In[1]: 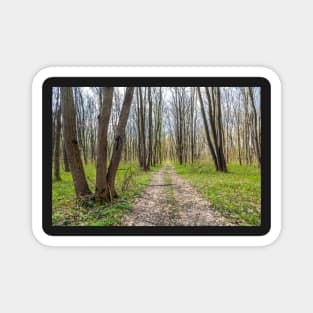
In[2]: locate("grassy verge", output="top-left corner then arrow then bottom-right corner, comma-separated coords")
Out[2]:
52,163 -> 160,226
174,162 -> 261,226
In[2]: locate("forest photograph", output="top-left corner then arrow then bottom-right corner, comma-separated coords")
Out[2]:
52,86 -> 261,227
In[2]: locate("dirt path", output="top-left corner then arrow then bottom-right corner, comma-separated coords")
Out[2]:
121,165 -> 233,226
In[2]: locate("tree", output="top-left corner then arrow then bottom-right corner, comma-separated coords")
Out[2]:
147,87 -> 153,167
171,88 -> 187,164
136,87 -> 149,170
196,87 -> 227,172
247,87 -> 261,167
53,88 -> 61,180
61,87 -> 91,197
189,87 -> 197,163
215,87 -> 227,172
74,88 -> 88,164
106,87 -> 135,199
233,89 -> 242,165
153,87 -> 163,165
95,87 -> 114,201
197,87 -> 219,170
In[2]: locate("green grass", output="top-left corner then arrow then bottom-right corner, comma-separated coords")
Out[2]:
174,162 -> 261,226
52,163 -> 160,226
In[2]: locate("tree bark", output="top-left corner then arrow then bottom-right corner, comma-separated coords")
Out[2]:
197,87 -> 219,170
147,87 -> 153,167
138,88 -> 148,170
63,141 -> 70,172
95,87 -> 114,201
216,88 -> 227,172
61,87 -> 91,197
248,87 -> 261,167
106,87 -> 135,199
54,90 -> 61,181
135,92 -> 143,167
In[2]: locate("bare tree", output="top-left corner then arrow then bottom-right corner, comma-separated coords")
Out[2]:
53,88 -> 61,180
136,87 -> 149,170
248,87 -> 261,167
61,87 -> 91,197
147,87 -> 153,167
95,87 -> 114,202
197,87 -> 219,170
153,87 -> 163,165
106,87 -> 135,199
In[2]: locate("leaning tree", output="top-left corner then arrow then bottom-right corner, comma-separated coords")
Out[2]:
61,87 -> 91,197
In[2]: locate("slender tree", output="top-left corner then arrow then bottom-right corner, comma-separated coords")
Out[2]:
147,87 -> 153,167
95,87 -> 114,202
54,88 -> 61,180
215,87 -> 227,172
137,87 -> 148,170
197,87 -> 219,170
61,87 -> 91,197
106,87 -> 135,199
248,87 -> 261,167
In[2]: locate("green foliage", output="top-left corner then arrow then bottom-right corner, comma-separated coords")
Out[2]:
53,161 -> 260,226
52,163 -> 160,226
174,162 -> 261,226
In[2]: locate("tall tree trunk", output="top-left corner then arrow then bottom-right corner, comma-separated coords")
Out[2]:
106,87 -> 135,199
54,88 -> 61,180
61,87 -> 91,197
248,87 -> 261,167
54,99 -> 62,181
95,87 -> 114,201
216,88 -> 227,172
138,88 -> 148,170
205,87 -> 219,157
197,87 -> 219,170
237,119 -> 242,165
147,87 -> 153,167
190,88 -> 195,163
135,92 -> 143,167
235,98 -> 242,165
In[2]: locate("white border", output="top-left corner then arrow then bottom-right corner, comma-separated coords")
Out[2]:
32,67 -> 281,247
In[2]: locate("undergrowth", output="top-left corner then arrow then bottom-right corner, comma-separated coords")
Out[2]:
52,163 -> 160,226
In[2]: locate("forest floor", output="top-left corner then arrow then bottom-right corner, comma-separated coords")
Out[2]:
121,165 -> 233,226
174,162 -> 261,225
53,162 -> 260,226
52,163 -> 160,226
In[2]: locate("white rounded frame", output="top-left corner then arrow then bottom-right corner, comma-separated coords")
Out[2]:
32,67 -> 281,247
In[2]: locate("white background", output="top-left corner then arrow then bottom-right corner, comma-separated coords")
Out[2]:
0,0 -> 312,312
